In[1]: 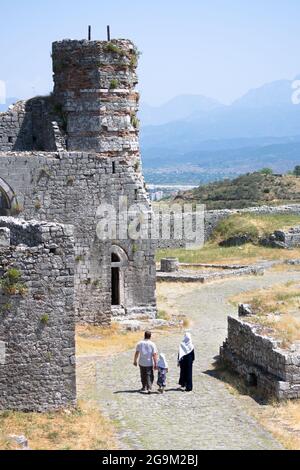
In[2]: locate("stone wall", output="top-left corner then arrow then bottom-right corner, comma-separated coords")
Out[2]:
220,315 -> 300,400
0,37 -> 157,325
0,217 -> 76,411
260,226 -> 300,249
52,39 -> 139,155
0,98 -> 66,153
205,204 -> 300,241
156,204 -> 300,249
0,151 -> 156,324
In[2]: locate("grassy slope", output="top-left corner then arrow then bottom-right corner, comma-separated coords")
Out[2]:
230,280 -> 300,347
174,172 -> 300,209
157,213 -> 300,265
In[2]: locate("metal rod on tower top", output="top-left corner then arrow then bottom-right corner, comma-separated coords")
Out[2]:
88,25 -> 91,41
107,25 -> 111,41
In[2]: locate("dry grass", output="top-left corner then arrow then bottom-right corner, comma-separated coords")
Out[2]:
212,213 -> 300,243
76,323 -> 142,356
0,400 -> 119,450
229,281 -> 300,347
269,263 -> 300,273
157,243 -> 300,266
214,363 -> 300,449
157,212 -> 300,266
256,400 -> 300,450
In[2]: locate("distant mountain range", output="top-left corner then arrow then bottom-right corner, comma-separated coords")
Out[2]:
0,97 -> 18,113
139,78 -> 300,183
3,79 -> 300,186
139,94 -> 222,126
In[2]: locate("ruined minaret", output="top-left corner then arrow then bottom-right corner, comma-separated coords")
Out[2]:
51,39 -> 140,161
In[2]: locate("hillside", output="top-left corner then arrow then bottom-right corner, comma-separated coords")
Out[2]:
173,172 -> 300,209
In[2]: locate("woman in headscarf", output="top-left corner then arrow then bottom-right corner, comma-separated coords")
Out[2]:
178,332 -> 195,392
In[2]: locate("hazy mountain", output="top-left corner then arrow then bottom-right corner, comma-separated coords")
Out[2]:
140,78 -> 300,176
0,97 -> 18,112
232,79 -> 295,108
139,94 -> 223,126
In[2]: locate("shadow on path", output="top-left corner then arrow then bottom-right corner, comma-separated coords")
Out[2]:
203,369 -> 268,405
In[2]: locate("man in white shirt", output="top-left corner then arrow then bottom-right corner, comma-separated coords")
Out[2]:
134,331 -> 158,394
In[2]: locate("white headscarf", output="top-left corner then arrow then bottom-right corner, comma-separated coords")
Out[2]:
178,332 -> 194,361
157,353 -> 168,369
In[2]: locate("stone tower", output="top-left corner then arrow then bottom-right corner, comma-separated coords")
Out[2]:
52,39 -> 140,158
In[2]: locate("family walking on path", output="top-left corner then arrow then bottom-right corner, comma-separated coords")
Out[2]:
133,330 -> 195,394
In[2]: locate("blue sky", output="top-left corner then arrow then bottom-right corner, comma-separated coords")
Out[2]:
1,0 -> 300,105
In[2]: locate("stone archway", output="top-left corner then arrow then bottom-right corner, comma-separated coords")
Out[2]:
111,245 -> 128,307
0,178 -> 17,216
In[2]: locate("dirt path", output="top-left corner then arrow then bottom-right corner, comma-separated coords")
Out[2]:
79,271 -> 300,450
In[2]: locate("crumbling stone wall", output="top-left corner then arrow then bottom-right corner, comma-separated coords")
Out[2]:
205,204 -> 300,241
52,39 -> 139,155
0,98 -> 66,153
220,315 -> 300,400
260,226 -> 300,249
0,151 -> 156,323
0,37 -> 157,324
156,204 -> 300,249
0,217 -> 76,411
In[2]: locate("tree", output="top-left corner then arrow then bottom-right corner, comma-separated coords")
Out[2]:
293,166 -> 300,176
259,168 -> 273,175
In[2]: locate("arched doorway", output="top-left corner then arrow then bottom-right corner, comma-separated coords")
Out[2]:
111,252 -> 120,305
111,245 -> 128,307
0,178 -> 16,216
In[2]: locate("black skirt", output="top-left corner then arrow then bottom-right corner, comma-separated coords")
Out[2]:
179,350 -> 195,391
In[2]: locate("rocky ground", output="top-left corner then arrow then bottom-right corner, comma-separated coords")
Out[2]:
77,270 -> 300,450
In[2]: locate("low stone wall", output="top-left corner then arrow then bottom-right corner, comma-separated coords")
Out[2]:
0,217 -> 76,411
156,204 -> 300,249
157,263 -> 264,283
220,315 -> 300,400
260,226 -> 300,249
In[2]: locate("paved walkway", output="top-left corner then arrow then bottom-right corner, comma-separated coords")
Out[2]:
83,272 -> 300,450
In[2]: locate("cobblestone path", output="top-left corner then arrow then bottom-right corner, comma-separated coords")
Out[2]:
82,272 -> 300,450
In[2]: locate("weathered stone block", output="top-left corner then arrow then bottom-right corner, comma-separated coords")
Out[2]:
0,227 -> 10,247
220,313 -> 300,400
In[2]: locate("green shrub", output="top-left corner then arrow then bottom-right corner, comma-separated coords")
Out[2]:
40,314 -> 49,325
131,114 -> 140,129
0,268 -> 27,296
259,168 -> 273,175
6,268 -> 21,283
157,310 -> 170,320
35,200 -> 41,210
213,214 -> 259,242
109,79 -> 119,90
104,43 -> 125,56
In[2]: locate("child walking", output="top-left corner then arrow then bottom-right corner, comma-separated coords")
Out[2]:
157,353 -> 168,393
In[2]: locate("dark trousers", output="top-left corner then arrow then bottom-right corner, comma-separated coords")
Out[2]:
139,366 -> 154,390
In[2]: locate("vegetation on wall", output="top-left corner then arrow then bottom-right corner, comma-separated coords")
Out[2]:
0,268 -> 27,297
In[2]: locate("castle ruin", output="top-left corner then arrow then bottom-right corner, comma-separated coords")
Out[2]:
0,37 -> 157,411
0,38 -> 157,325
